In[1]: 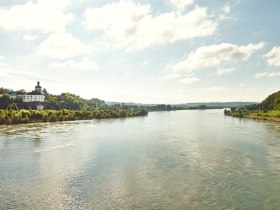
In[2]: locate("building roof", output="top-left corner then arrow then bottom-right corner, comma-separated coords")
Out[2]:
26,91 -> 44,95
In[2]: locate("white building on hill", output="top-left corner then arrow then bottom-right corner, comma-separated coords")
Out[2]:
17,81 -> 45,103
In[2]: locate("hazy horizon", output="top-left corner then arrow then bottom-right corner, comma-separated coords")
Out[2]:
0,0 -> 279,103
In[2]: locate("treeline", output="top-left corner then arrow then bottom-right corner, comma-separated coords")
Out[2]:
111,104 -> 227,112
224,108 -> 248,118
45,92 -> 106,110
224,90 -> 280,121
224,108 -> 280,120
145,104 -> 231,111
260,90 -> 280,111
0,91 -> 106,110
224,90 -> 280,114
0,109 -> 148,125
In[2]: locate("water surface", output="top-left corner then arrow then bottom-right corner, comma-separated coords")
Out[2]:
1,110 -> 280,209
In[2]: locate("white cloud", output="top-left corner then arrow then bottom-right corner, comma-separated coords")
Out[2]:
141,60 -> 149,66
83,1 -> 217,50
0,62 -> 11,72
22,34 -> 38,41
49,58 -> 97,70
216,67 -> 235,76
178,77 -> 200,85
171,42 -> 264,72
217,3 -> 234,22
0,62 -> 63,83
170,0 -> 194,10
201,86 -> 229,91
0,0 -> 74,33
255,72 -> 280,78
264,46 -> 280,67
160,73 -> 181,80
37,33 -> 90,59
223,5 -> 230,14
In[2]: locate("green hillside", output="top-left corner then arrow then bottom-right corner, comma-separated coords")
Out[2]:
0,91 -> 106,110
260,90 -> 280,111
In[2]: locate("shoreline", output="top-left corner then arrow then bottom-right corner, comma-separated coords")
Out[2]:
226,113 -> 280,123
243,115 -> 280,122
0,115 -> 148,127
0,109 -> 148,126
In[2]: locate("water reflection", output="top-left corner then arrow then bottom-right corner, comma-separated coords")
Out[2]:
1,110 -> 280,209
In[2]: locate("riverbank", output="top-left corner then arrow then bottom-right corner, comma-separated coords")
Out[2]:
0,109 -> 148,125
225,110 -> 280,123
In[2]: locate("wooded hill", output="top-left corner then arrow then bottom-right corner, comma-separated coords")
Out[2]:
260,90 -> 280,111
0,90 -> 106,110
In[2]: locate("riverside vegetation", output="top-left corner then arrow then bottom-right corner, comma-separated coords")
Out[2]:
0,108 -> 148,125
0,89 -> 148,125
225,90 -> 280,122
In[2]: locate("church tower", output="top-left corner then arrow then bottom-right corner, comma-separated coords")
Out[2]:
35,81 -> 42,94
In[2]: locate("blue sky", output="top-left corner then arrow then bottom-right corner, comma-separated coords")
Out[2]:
0,0 -> 279,103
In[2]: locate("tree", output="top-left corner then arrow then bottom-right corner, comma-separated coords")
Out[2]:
0,94 -> 11,109
42,88 -> 48,95
9,103 -> 19,111
230,107 -> 236,112
48,113 -> 58,122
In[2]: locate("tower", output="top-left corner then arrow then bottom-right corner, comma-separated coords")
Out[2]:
35,81 -> 42,94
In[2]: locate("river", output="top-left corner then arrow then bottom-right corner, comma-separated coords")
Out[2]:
1,110 -> 280,209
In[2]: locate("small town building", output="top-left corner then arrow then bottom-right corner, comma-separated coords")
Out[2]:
17,81 -> 45,103
10,92 -> 17,99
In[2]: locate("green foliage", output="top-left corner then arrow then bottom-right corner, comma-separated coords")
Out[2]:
254,110 -> 280,118
224,109 -> 230,115
0,94 -> 11,109
226,90 -> 280,120
58,115 -> 65,121
0,87 -> 149,125
0,87 -> 12,94
230,107 -> 236,112
12,112 -> 22,124
9,103 -> 18,111
0,89 -> 106,111
260,90 -> 280,111
0,110 -> 6,124
30,111 -> 42,120
44,93 -> 106,110
42,114 -> 48,122
21,115 -> 29,123
48,113 -> 58,122
0,108 -> 148,125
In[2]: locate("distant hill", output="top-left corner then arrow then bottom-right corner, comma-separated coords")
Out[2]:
106,101 -> 257,109
176,102 -> 257,108
0,88 -> 106,110
260,90 -> 280,110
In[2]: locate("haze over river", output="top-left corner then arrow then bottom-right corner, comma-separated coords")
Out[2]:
1,110 -> 280,209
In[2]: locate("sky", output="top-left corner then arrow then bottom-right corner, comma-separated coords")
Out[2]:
0,0 -> 280,104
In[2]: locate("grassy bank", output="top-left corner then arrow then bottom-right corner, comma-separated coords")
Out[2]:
0,109 -> 148,125
224,110 -> 280,122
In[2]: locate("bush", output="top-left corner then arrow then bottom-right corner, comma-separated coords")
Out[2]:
119,110 -> 126,118
42,114 -> 48,122
0,110 -> 6,124
0,108 -> 148,124
58,115 -> 65,121
48,113 -> 57,122
12,113 -> 22,124
21,115 -> 29,123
